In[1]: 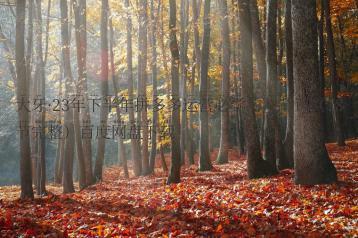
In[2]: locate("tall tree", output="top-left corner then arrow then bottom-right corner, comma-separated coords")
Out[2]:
73,0 -> 89,189
291,0 -> 337,185
180,0 -> 189,165
73,0 -> 94,186
318,0 -> 328,141
323,0 -> 346,146
94,0 -> 109,181
138,0 -> 150,175
16,0 -> 34,199
199,0 -> 213,171
238,0 -> 270,179
34,0 -> 47,195
60,0 -> 76,193
263,0 -> 279,174
281,0 -> 294,169
149,0 -> 160,173
126,0 -> 142,176
216,0 -> 230,164
167,0 -> 181,184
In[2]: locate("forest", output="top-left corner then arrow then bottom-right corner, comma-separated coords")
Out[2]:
0,0 -> 357,236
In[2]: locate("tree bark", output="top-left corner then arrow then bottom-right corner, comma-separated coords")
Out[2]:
60,0 -> 75,193
199,0 -> 213,172
73,0 -> 87,190
149,0 -> 160,173
16,0 -> 34,199
167,0 -> 181,184
281,0 -> 294,170
94,0 -> 110,181
73,0 -> 94,186
138,0 -> 150,175
263,0 -> 279,174
238,0 -> 270,179
34,0 -> 47,195
216,0 -> 230,164
292,0 -> 337,185
318,0 -> 328,141
180,0 -> 189,165
126,0 -> 142,176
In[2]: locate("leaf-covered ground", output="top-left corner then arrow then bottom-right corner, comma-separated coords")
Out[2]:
0,140 -> 357,237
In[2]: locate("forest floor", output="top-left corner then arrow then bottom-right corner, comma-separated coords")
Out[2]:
0,140 -> 357,237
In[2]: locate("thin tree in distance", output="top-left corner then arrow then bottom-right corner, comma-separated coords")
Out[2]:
167,0 -> 181,184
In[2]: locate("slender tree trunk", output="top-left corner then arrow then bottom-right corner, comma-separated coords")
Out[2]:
238,0 -> 270,179
16,0 -> 34,199
180,0 -> 189,165
73,0 -> 87,190
323,0 -> 346,146
232,8 -> 245,155
167,0 -> 181,184
263,0 -> 279,174
94,0 -> 110,181
60,0 -> 75,193
199,0 -> 213,172
292,0 -> 337,185
250,0 -> 266,148
34,0 -> 47,195
149,0 -> 160,173
281,0 -> 294,169
138,0 -> 150,175
192,0 -> 202,82
216,0 -> 230,164
337,17 -> 355,138
318,0 -> 328,141
73,0 -> 94,186
109,16 -> 129,178
188,51 -> 196,165
23,0 -> 36,187
126,0 -> 142,176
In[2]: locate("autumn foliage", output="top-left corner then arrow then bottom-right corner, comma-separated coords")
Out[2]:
0,140 -> 357,237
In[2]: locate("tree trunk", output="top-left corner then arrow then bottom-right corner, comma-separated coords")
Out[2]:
199,0 -> 213,172
138,0 -> 150,175
232,7 -> 245,155
73,0 -> 94,186
34,0 -> 47,195
60,0 -> 75,193
126,0 -> 142,176
180,0 -> 189,165
73,0 -> 87,190
292,0 -> 337,185
323,0 -> 346,146
94,0 -> 109,181
149,0 -> 160,173
167,0 -> 181,184
216,0 -> 230,164
188,51 -> 196,165
238,0 -> 270,179
318,0 -> 328,142
263,0 -> 279,174
16,0 -> 34,200
109,15 -> 129,178
281,0 -> 294,170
